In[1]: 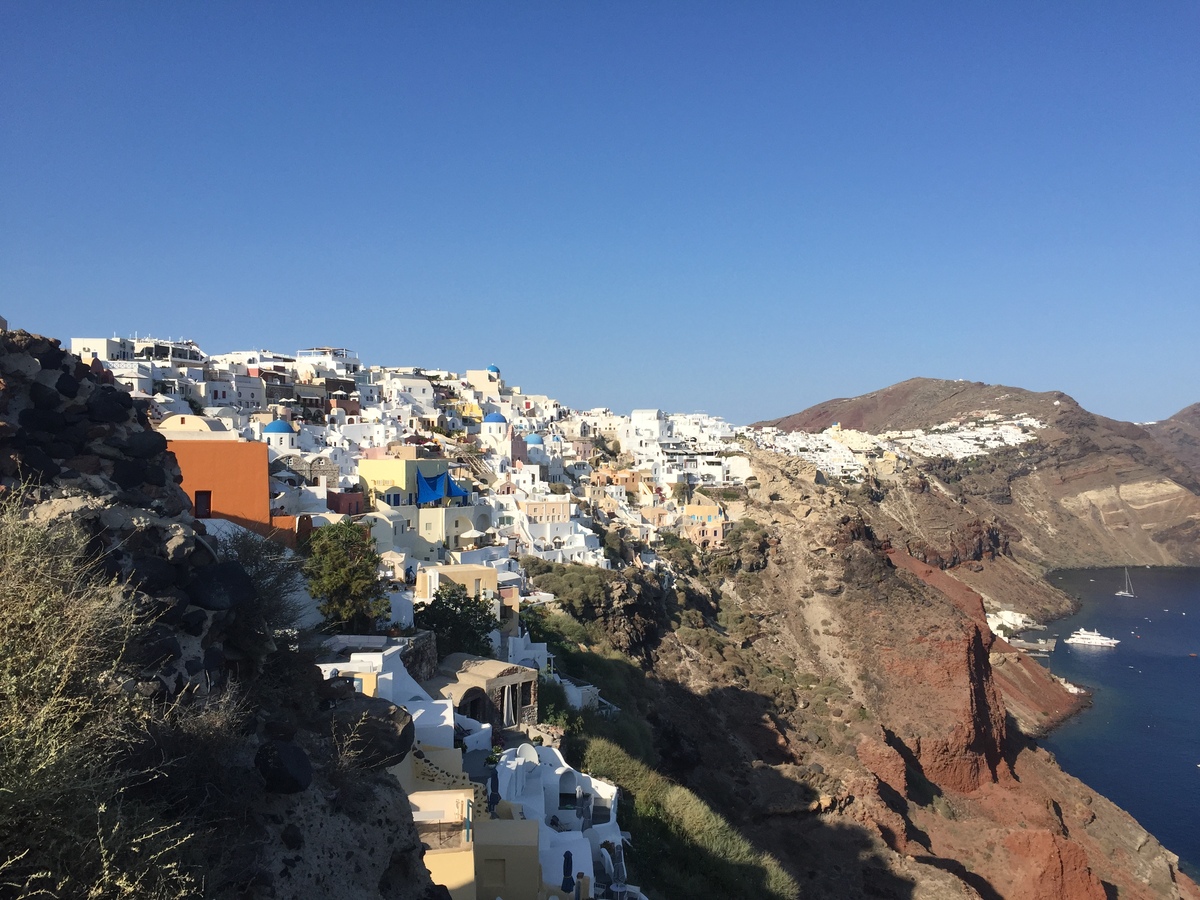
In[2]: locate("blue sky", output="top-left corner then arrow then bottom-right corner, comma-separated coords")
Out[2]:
3,3 -> 1197,424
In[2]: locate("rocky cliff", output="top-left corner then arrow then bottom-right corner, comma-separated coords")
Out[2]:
769,379 -> 1200,598
618,449 -> 1199,898
1146,402 -> 1200,482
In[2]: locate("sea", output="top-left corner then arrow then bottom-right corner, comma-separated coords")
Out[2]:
1035,567 -> 1200,876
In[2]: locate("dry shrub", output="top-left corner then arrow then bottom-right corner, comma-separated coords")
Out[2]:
0,491 -> 247,898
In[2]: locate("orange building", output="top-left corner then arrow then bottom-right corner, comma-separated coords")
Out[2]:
167,438 -> 295,542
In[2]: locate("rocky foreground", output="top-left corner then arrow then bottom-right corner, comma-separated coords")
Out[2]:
0,330 -> 443,899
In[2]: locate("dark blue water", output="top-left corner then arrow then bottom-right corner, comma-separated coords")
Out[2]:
1039,567 -> 1200,874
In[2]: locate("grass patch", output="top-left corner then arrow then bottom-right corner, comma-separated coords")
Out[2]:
578,737 -> 798,900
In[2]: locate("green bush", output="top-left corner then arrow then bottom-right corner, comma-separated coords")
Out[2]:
214,528 -> 308,635
413,582 -> 499,658
536,677 -> 575,729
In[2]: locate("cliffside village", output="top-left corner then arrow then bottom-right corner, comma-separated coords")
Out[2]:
60,333 -> 1063,899
69,334 -> 767,900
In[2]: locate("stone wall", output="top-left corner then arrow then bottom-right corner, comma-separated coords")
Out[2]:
399,630 -> 439,682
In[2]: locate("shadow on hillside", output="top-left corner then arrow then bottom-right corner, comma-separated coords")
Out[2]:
562,648 -> 922,899
911,855 -> 1003,900
675,683 -> 920,899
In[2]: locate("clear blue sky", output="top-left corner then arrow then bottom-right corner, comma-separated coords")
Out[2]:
3,3 -> 1197,424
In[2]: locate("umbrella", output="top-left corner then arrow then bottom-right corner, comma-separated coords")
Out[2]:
610,843 -> 628,898
487,769 -> 500,815
561,850 -> 575,893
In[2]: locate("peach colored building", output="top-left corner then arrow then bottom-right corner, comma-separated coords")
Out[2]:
517,496 -> 570,524
682,502 -> 727,550
167,437 -> 296,543
414,564 -> 499,602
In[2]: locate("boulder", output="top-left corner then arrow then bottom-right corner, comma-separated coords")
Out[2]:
55,371 -> 80,399
123,429 -> 168,460
183,561 -> 257,611
64,453 -> 102,475
86,388 -> 133,424
111,458 -> 148,489
179,607 -> 209,636
129,624 -> 182,668
28,380 -> 63,410
255,739 -> 313,793
18,407 -> 66,433
17,446 -> 60,481
128,554 -> 178,592
320,696 -> 415,770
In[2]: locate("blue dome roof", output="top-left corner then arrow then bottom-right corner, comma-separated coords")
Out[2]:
549,434 -> 563,442
524,434 -> 544,445
262,419 -> 296,434
483,412 -> 507,424
486,365 -> 501,374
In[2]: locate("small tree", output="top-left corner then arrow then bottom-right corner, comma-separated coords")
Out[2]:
303,520 -> 389,633
215,528 -> 308,635
414,582 -> 499,658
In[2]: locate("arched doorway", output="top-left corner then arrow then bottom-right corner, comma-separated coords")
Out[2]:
457,687 -> 496,727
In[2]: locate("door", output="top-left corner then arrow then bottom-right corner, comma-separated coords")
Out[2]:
194,490 -> 212,518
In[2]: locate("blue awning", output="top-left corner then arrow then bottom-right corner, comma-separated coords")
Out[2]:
416,470 -> 471,504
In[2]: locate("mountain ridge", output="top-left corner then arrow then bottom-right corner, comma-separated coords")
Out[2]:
754,377 -> 1200,571
1146,401 -> 1200,482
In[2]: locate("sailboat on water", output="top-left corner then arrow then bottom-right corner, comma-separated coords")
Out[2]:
1115,567 -> 1137,598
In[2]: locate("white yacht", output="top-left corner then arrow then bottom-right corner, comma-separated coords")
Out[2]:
1115,567 -> 1137,598
1064,628 -> 1120,648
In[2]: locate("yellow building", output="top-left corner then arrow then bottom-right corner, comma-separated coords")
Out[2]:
389,736 -> 549,900
411,786 -> 477,900
473,817 -> 541,900
391,749 -> 482,900
415,564 -> 499,602
358,453 -> 453,506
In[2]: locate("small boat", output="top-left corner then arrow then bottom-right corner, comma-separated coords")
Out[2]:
1064,628 -> 1120,648
1115,567 -> 1137,598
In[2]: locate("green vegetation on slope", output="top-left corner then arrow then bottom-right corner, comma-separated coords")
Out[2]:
578,737 -> 798,900
522,594 -> 799,900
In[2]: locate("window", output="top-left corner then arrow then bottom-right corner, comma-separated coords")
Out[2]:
520,680 -> 533,708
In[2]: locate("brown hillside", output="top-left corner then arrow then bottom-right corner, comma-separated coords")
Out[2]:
1146,402 -> 1200,480
756,378 -> 1200,570
756,377 -> 1074,434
